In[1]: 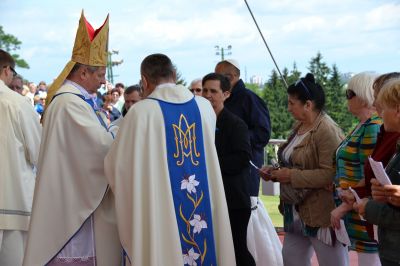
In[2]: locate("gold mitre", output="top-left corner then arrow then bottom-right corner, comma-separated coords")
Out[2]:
46,10 -> 109,105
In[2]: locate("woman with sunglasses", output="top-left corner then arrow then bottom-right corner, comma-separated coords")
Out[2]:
260,73 -> 347,266
332,72 -> 382,266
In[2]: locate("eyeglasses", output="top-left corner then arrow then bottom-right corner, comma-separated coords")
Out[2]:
10,66 -> 17,77
190,88 -> 202,93
295,79 -> 312,99
345,89 -> 356,100
3,65 -> 17,77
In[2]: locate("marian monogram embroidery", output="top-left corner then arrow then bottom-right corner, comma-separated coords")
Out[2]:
156,98 -> 217,266
172,114 -> 201,166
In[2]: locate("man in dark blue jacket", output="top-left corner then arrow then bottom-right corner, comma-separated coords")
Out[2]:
202,72 -> 255,266
215,59 -> 271,196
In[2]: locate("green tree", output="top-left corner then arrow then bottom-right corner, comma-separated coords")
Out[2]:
175,67 -> 186,86
262,68 -> 294,139
245,82 -> 261,95
308,53 -> 355,133
308,52 -> 330,86
0,26 -> 29,68
327,64 -> 356,133
286,62 -> 302,85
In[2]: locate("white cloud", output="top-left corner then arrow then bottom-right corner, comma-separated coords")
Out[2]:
20,47 -> 41,61
2,0 -> 399,85
112,7 -> 257,48
282,16 -> 327,33
334,15 -> 357,28
364,3 -> 400,31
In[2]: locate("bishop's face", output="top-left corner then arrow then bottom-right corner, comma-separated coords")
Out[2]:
83,66 -> 107,94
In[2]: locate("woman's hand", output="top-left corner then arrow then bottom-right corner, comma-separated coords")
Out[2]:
371,178 -> 387,203
271,168 -> 291,183
384,185 -> 400,207
331,202 -> 353,229
353,198 -> 369,217
259,166 -> 274,182
340,189 -> 356,206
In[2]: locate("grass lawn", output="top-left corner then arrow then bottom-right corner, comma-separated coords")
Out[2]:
259,195 -> 283,228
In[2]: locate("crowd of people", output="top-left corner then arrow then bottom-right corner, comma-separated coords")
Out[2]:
8,73 -> 139,126
258,71 -> 400,266
1,10 -> 400,266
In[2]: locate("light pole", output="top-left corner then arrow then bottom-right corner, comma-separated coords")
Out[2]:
215,45 -> 232,61
107,50 -> 123,84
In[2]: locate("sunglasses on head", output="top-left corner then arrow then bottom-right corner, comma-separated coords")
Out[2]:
346,89 -> 356,100
190,88 -> 202,93
295,79 -> 312,99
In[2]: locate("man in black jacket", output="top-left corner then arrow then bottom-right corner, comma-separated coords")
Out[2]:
202,72 -> 255,266
215,59 -> 271,197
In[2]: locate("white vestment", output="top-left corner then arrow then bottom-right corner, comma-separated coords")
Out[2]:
105,84 -> 236,266
0,79 -> 41,264
23,83 -> 121,266
108,115 -> 123,136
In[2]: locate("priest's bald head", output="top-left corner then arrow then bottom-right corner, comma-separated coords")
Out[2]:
140,53 -> 177,97
215,59 -> 241,90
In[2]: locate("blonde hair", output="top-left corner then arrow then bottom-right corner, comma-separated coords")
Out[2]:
347,72 -> 379,107
21,85 -> 29,96
33,95 -> 41,104
377,78 -> 400,109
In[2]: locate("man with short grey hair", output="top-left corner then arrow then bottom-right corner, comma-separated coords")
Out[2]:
189,78 -> 202,96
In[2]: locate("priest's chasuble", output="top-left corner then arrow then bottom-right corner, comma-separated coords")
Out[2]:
0,79 -> 41,265
105,83 -> 236,266
23,83 -> 121,266
0,79 -> 41,232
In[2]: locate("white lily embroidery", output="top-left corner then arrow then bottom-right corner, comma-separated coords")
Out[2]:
183,248 -> 200,266
181,174 -> 199,194
189,214 -> 208,234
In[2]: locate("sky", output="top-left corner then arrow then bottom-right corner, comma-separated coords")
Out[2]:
1,0 -> 399,87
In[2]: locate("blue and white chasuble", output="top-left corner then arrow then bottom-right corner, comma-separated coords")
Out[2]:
156,97 -> 217,266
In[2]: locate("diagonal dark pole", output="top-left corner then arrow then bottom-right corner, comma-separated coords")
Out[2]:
243,0 -> 288,89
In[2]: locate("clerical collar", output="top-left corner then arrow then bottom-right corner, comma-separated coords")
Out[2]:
64,80 -> 92,100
